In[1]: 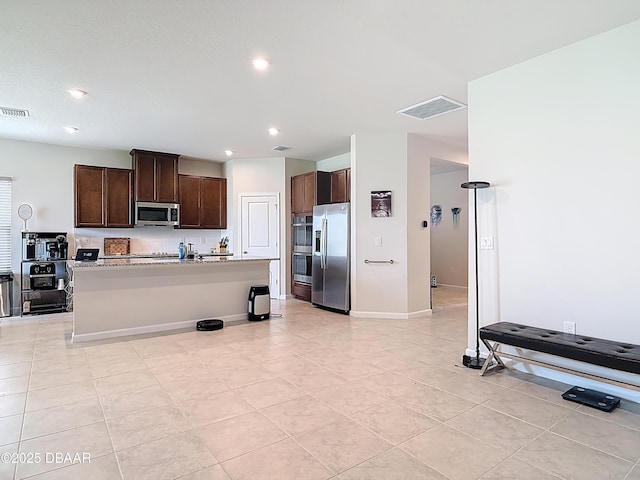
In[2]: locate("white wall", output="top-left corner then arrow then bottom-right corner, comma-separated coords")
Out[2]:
351,133 -> 413,317
351,133 -> 467,318
351,134 -> 463,318
316,152 -> 350,172
179,157 -> 223,177
468,19 -> 640,398
224,157 -> 289,297
0,139 -> 130,307
430,169 -> 469,287
406,135 -> 433,314
0,138 -> 228,313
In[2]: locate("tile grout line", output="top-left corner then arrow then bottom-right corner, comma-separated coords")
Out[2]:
94,377 -> 125,479
621,458 -> 640,480
5,299 -> 640,480
499,401 -> 629,480
12,319 -> 36,480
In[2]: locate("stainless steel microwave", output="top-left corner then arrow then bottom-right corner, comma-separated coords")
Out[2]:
135,202 -> 180,226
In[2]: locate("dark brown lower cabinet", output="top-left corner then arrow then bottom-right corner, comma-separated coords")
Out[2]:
292,281 -> 311,301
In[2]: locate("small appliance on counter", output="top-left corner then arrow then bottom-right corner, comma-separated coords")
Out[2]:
29,263 -> 56,290
23,232 -> 68,261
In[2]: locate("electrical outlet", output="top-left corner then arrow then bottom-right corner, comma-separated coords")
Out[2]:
201,237 -> 206,244
480,236 -> 494,249
564,321 -> 576,335
449,267 -> 454,273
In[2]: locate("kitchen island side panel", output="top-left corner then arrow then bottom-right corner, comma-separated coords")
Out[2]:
72,260 -> 269,341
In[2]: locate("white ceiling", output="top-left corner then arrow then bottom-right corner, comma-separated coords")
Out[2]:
2,1 -> 640,162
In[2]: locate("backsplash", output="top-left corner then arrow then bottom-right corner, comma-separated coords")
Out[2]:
73,228 -> 234,256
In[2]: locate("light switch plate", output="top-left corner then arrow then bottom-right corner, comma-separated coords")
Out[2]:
374,236 -> 382,246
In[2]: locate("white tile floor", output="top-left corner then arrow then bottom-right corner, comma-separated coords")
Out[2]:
0,287 -> 639,479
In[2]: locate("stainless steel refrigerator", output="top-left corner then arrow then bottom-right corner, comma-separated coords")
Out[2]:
312,203 -> 350,312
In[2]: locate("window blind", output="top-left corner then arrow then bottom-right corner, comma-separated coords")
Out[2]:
0,177 -> 11,271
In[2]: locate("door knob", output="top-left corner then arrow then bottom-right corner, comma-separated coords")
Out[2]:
243,251 -> 248,254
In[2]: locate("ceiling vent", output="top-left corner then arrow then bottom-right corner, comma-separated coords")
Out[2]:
1,107 -> 30,118
397,95 -> 466,120
272,145 -> 291,152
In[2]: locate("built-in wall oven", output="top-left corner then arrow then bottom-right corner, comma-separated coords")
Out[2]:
292,215 -> 313,253
293,252 -> 312,284
292,215 -> 313,284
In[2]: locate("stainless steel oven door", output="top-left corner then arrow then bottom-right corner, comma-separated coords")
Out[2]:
292,216 -> 313,253
292,252 -> 312,284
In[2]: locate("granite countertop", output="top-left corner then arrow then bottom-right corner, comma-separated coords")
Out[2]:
68,254 -> 277,269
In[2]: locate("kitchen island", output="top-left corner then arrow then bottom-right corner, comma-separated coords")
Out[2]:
69,255 -> 274,342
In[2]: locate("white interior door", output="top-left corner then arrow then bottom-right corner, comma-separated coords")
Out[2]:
240,194 -> 279,298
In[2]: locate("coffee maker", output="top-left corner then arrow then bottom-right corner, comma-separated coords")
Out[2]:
23,232 -> 68,260
46,235 -> 68,260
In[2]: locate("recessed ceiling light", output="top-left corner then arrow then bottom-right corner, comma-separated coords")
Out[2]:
68,89 -> 87,99
64,126 -> 78,134
268,128 -> 279,136
252,58 -> 269,71
224,150 -> 234,156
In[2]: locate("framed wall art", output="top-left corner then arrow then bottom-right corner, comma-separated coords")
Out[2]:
371,190 -> 392,217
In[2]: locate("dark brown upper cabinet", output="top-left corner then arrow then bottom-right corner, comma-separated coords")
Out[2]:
201,176 -> 227,229
105,168 -> 133,227
130,149 -> 179,203
178,175 -> 227,229
74,165 -> 133,228
330,168 -> 351,203
291,171 -> 330,214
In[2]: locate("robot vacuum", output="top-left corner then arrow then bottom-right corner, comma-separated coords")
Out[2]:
196,319 -> 224,331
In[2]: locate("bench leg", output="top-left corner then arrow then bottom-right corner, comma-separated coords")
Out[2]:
479,339 -> 506,376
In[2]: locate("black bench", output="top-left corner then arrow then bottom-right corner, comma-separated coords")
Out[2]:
478,322 -> 640,391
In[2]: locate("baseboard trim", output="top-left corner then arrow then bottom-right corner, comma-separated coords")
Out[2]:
350,309 -> 432,319
72,313 -> 248,343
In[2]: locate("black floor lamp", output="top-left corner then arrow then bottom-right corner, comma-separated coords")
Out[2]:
461,180 -> 491,369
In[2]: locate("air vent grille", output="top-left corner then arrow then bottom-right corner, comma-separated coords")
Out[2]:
1,107 -> 30,118
397,95 -> 466,120
272,145 -> 291,151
